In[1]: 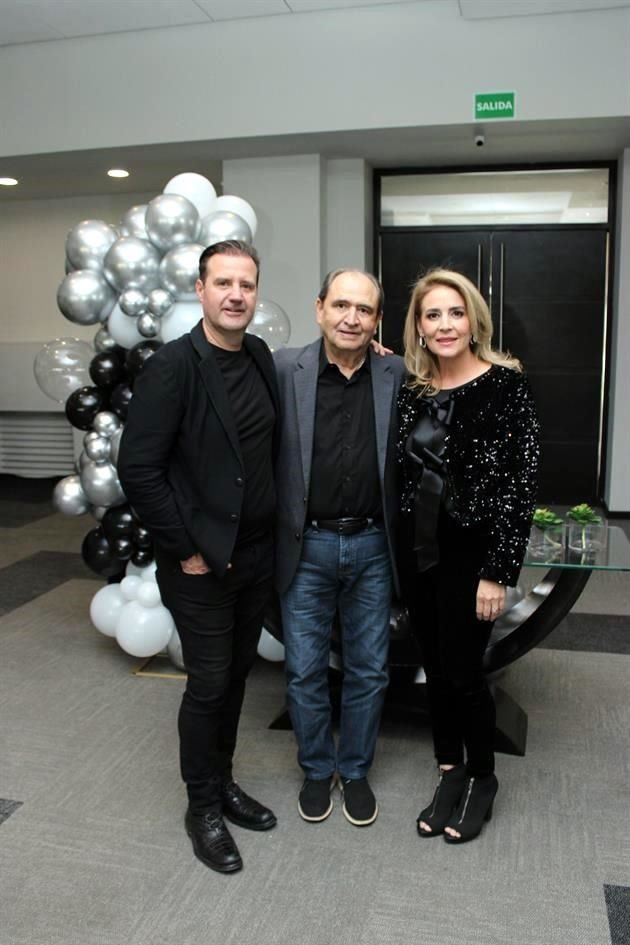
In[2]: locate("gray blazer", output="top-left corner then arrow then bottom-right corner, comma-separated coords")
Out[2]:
273,340 -> 406,596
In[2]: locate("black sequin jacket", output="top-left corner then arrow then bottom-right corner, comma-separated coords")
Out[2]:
397,365 -> 541,586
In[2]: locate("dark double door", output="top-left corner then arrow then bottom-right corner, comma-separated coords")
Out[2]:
380,227 -> 608,503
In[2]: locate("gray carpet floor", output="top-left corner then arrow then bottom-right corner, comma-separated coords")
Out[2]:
1,489 -> 629,945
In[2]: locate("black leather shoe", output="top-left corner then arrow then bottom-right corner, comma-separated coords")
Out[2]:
185,808 -> 243,873
221,780 -> 277,831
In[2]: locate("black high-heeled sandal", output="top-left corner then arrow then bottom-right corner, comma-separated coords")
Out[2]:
416,764 -> 466,837
443,773 -> 498,844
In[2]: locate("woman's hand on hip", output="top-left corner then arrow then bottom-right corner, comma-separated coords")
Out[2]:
476,579 -> 506,622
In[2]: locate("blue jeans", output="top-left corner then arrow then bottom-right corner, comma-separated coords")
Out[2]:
281,524 -> 392,781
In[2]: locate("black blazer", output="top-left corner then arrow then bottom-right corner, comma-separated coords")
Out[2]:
118,320 -> 280,578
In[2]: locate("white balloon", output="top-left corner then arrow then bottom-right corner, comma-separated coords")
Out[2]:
216,195 -> 257,239
90,583 -> 126,638
120,575 -> 142,600
125,560 -> 145,578
136,581 -> 162,608
115,600 -> 174,657
164,173 -> 217,220
140,560 -> 158,581
257,627 -> 286,662
107,302 -> 145,349
160,300 -> 200,343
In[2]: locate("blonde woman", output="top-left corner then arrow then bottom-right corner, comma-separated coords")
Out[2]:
397,269 -> 540,843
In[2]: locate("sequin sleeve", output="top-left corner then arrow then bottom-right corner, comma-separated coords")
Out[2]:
478,370 -> 540,585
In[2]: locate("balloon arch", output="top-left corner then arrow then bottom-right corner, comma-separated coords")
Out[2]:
35,173 -> 290,668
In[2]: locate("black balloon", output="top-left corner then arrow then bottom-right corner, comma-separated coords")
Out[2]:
81,526 -> 123,578
132,524 -> 152,549
131,548 -> 154,567
65,386 -> 108,431
101,504 -> 135,544
89,349 -> 127,389
109,382 -> 133,421
126,340 -> 162,380
113,537 -> 134,561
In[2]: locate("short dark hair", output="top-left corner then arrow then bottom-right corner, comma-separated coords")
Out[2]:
198,240 -> 261,284
317,268 -> 384,314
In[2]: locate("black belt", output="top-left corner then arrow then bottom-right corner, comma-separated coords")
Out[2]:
312,517 -> 373,536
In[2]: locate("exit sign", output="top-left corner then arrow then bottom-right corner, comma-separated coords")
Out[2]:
474,92 -> 516,120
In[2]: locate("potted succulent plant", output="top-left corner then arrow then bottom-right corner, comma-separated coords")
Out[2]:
529,507 -> 565,559
566,504 -> 606,555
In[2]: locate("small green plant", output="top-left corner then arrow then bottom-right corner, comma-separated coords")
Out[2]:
566,503 -> 601,525
532,507 -> 563,530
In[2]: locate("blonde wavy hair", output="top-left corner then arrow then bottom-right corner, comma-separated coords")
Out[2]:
403,268 -> 522,392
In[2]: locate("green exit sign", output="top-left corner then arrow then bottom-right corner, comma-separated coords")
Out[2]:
474,92 -> 516,120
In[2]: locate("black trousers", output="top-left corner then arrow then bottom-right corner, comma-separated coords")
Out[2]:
156,536 -> 273,812
403,512 -> 496,778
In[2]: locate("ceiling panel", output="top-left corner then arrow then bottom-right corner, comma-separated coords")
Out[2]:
287,0 -> 419,10
0,0 -> 211,46
459,0 -> 630,19
195,0 -> 291,20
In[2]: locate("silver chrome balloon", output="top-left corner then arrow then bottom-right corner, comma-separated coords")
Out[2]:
65,219 -> 118,272
92,411 -> 122,438
159,242 -> 204,300
83,431 -> 112,464
80,461 -> 126,508
136,312 -> 161,338
52,474 -> 90,516
198,210 -> 251,247
145,194 -> 199,253
94,324 -> 118,353
119,287 -> 149,317
91,505 -> 108,522
57,270 -> 117,325
110,427 -> 123,466
148,287 -> 174,318
103,237 -> 161,294
118,204 -> 149,240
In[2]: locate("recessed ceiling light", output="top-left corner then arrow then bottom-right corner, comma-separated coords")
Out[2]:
0,177 -> 18,186
107,168 -> 129,179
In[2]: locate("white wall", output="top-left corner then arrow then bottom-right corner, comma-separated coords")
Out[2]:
223,155 -> 324,348
0,191 -> 152,412
1,3 -> 629,158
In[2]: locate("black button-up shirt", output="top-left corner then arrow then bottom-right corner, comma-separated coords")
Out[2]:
307,342 -> 382,522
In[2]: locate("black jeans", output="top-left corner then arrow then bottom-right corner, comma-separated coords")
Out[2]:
156,536 -> 273,812
404,512 -> 496,778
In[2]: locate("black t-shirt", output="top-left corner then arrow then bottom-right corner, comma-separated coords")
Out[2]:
213,344 -> 276,545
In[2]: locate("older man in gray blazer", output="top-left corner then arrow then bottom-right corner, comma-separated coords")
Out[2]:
274,269 -> 405,827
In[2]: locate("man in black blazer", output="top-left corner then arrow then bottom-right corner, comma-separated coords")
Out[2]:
274,270 -> 405,827
118,241 -> 279,874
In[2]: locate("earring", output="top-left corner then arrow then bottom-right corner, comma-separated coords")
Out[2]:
470,334 -> 477,347
419,335 -> 427,349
